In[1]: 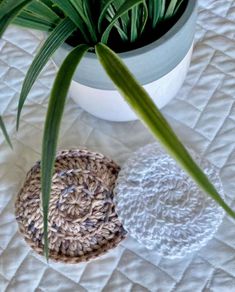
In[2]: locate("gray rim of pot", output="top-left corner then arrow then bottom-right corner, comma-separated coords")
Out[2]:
53,0 -> 198,89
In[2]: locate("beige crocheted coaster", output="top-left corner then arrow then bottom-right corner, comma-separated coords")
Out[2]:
15,149 -> 126,263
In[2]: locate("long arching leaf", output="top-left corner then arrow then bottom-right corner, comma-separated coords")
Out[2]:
111,0 -> 131,32
165,0 -> 178,19
16,17 -> 77,130
174,0 -> 185,16
25,1 -> 60,23
41,44 -> 89,260
51,0 -> 90,42
95,42 -> 235,220
0,116 -> 12,148
0,0 -> 32,18
98,0 -> 128,41
130,2 -> 148,42
148,0 -> 165,28
101,0 -> 144,44
139,2 -> 148,35
0,0 -> 33,37
13,11 -> 56,32
70,0 -> 97,42
98,0 -> 118,32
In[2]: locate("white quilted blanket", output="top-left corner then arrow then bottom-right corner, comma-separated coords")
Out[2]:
1,0 -> 235,291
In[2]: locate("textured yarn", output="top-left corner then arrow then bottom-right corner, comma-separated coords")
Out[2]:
15,149 -> 126,263
114,143 -> 225,258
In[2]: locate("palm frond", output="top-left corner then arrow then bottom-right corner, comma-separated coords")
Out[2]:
0,0 -> 32,18
17,17 -> 77,130
51,0 -> 90,42
25,1 -> 60,23
0,116 -> 12,148
101,0 -> 145,44
0,0 -> 33,37
1,0 -> 229,262
41,44 -> 89,259
95,42 -> 235,220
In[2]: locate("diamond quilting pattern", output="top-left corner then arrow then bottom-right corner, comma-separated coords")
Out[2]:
1,1 -> 235,291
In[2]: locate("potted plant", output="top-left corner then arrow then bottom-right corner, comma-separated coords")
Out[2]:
52,0 -> 196,121
0,0 -> 234,260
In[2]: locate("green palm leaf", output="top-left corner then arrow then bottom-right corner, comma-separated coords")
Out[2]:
0,116 -> 12,148
95,42 -> 235,219
51,0 -> 90,42
174,0 -> 185,15
0,0 -> 32,18
16,17 -> 77,130
41,44 -> 89,260
13,11 -> 55,32
98,0 -> 116,33
70,0 -> 97,42
0,0 -> 33,37
98,0 -> 128,41
101,0 -> 144,44
130,2 -> 148,42
111,0 -> 130,34
130,5 -> 138,42
149,0 -> 166,28
165,0 -> 178,19
25,1 -> 60,23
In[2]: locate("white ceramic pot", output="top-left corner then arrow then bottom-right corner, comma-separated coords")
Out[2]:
52,1 -> 197,122
69,44 -> 193,121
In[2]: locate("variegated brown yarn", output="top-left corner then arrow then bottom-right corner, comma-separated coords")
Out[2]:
15,149 -> 127,263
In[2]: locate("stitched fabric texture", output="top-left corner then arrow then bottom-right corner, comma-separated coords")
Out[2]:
0,1 -> 235,291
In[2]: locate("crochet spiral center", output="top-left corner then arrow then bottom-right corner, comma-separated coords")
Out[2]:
15,149 -> 126,263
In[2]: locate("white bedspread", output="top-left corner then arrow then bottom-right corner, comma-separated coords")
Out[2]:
1,1 -> 235,291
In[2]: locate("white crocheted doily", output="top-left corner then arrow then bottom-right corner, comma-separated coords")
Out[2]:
114,143 -> 225,259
